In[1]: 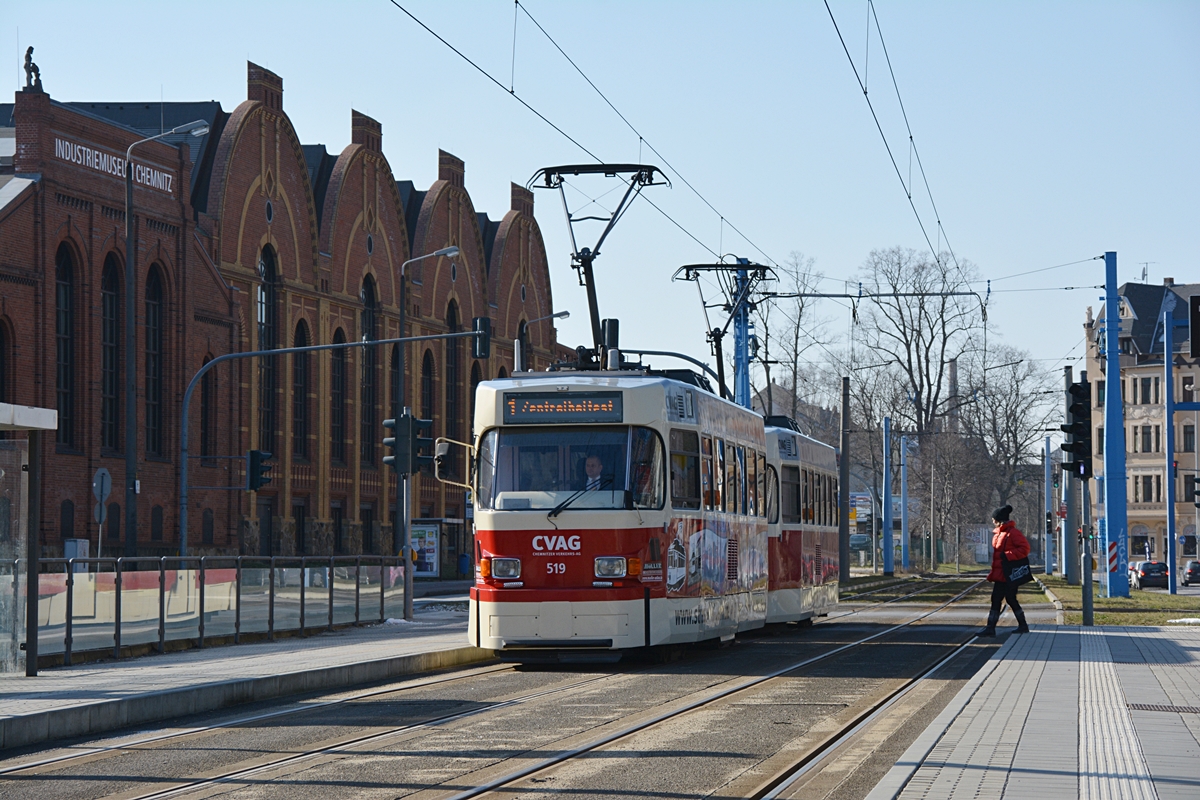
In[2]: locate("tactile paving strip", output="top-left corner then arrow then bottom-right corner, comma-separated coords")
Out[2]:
1079,629 -> 1158,799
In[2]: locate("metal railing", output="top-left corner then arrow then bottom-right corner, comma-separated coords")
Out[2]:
3,556 -> 406,666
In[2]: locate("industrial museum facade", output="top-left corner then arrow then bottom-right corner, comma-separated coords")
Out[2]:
0,61 -> 563,575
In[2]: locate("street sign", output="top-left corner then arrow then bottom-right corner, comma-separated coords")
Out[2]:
94,502 -> 106,524
92,467 -> 112,503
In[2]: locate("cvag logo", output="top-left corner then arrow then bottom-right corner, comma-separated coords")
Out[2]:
533,535 -> 581,551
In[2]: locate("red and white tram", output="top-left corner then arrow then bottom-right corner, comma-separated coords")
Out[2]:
461,371 -> 838,660
764,419 -> 840,623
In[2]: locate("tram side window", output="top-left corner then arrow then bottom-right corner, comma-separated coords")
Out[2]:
816,473 -> 825,526
725,441 -> 737,515
670,429 -> 701,510
713,438 -> 725,511
765,464 -> 780,523
702,435 -> 716,510
757,453 -> 766,518
832,476 -> 839,527
782,465 -> 801,524
747,449 -> 758,517
801,469 -> 812,522
735,445 -> 747,515
630,427 -> 665,509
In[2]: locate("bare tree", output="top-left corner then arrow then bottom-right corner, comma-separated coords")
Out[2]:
856,248 -> 983,434
752,252 -> 826,420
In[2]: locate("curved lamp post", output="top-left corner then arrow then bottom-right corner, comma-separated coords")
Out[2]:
396,245 -> 458,618
125,120 -> 207,557
516,310 -> 569,371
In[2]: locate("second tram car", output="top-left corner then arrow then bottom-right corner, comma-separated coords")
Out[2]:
460,369 -> 838,660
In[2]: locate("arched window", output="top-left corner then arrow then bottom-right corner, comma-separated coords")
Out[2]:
151,505 -> 164,541
59,499 -> 75,541
145,267 -> 165,456
293,322 -> 310,460
55,244 -> 75,446
202,508 -> 215,545
331,328 -> 347,463
421,349 -> 435,425
101,255 -> 121,451
445,302 -> 462,474
497,366 -> 508,380
360,277 -> 379,464
200,356 -> 216,458
390,345 -> 400,420
469,362 -> 482,437
517,319 -> 530,370
0,319 -> 9,440
107,502 -> 121,543
257,247 -> 279,454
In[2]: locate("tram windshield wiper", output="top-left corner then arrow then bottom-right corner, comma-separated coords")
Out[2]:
547,476 -> 614,519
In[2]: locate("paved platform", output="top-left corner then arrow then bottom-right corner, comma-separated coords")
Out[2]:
868,625 -> 1200,799
0,596 -> 483,752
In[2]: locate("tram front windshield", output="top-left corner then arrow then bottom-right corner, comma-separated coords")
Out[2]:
476,426 -> 663,511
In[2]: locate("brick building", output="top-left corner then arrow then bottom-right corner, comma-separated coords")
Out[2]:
0,62 -> 561,574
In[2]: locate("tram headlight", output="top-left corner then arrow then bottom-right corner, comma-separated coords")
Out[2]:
491,557 -> 522,579
594,556 -> 627,578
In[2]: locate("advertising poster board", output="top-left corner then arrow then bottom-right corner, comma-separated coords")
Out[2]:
411,523 -> 440,578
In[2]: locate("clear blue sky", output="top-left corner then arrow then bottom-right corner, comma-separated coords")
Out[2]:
11,1 -> 1198,375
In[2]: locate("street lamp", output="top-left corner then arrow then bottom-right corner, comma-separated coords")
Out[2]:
516,310 -> 569,371
124,120 -> 207,557
396,245 -> 458,619
527,310 -> 570,325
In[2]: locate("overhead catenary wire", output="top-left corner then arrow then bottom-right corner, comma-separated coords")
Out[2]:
386,0 -> 718,260
822,0 -> 965,287
514,0 -> 778,267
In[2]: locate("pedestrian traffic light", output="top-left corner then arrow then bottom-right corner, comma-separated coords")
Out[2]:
472,316 -> 491,359
1061,379 -> 1093,479
384,415 -> 418,474
411,416 -> 435,473
246,449 -> 273,491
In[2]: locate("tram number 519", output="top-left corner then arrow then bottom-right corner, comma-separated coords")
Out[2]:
546,562 -> 567,575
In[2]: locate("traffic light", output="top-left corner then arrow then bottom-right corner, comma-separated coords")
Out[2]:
1053,465 -> 1060,489
1193,481 -> 1200,509
411,415 -> 435,473
472,316 -> 491,359
246,449 -> 273,491
1061,379 -> 1093,479
382,417 -> 413,474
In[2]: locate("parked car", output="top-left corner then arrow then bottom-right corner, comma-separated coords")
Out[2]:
1131,561 -> 1169,590
1182,560 -> 1200,587
849,533 -> 871,551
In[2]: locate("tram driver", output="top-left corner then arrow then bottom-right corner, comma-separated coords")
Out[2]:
582,453 -> 606,491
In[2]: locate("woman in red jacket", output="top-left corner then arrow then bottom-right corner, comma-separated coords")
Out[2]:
982,505 -> 1030,636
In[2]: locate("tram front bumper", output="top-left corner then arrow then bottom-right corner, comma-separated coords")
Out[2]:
468,588 -> 647,653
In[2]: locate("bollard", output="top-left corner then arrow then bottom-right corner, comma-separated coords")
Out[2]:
114,558 -> 123,660
328,556 -> 335,632
354,556 -> 361,625
64,559 -> 75,667
198,557 -> 206,648
157,558 -> 166,653
299,557 -> 307,637
268,558 -> 275,641
234,556 -> 242,644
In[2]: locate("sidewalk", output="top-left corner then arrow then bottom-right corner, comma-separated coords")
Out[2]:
867,625 -> 1200,799
0,597 -> 483,752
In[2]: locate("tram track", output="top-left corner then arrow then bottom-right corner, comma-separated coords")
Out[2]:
435,579 -> 985,800
2,577 -> 988,800
93,580 -> 985,800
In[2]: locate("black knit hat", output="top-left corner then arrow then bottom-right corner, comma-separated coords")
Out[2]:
992,504 -> 1013,524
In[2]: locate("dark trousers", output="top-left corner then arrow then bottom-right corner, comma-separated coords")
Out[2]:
986,580 -> 1027,629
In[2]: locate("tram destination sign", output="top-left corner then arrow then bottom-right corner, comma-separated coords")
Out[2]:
503,391 -> 623,424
